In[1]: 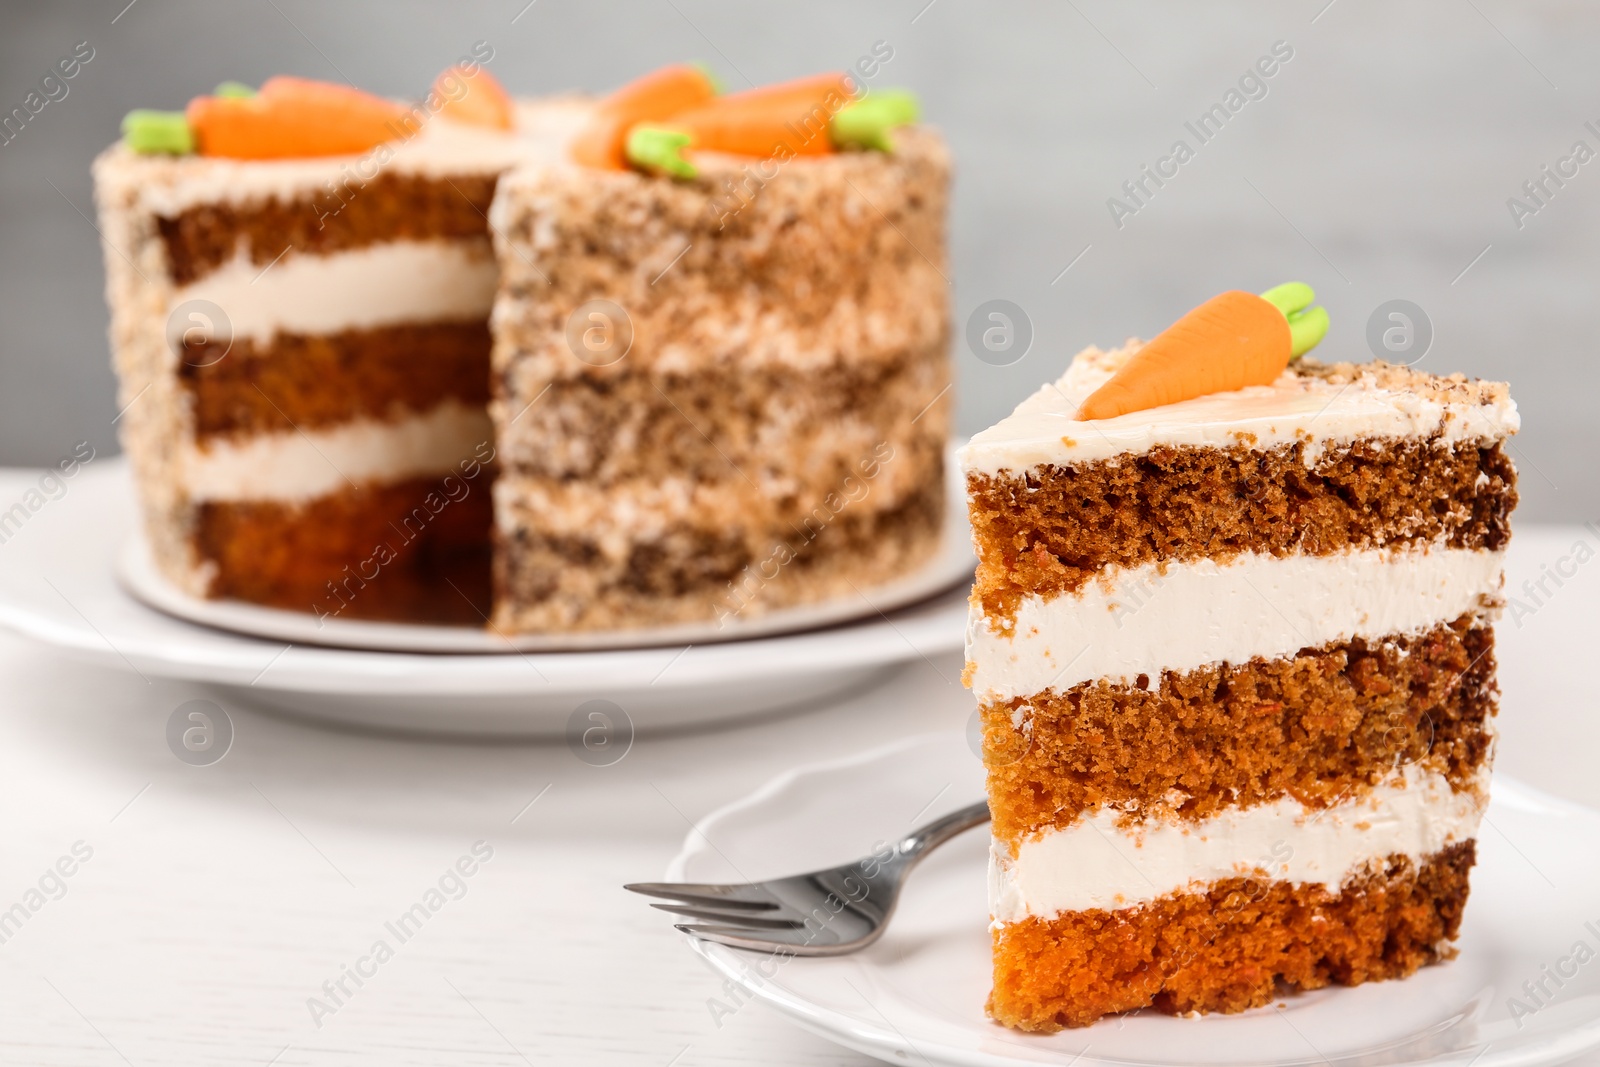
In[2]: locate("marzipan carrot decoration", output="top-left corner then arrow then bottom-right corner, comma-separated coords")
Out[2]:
717,71 -> 855,110
667,71 -> 855,156
123,80 -> 251,154
432,65 -> 515,130
627,79 -> 920,179
830,90 -> 919,151
185,76 -> 409,159
122,109 -> 195,154
569,64 -> 720,170
1076,283 -> 1330,421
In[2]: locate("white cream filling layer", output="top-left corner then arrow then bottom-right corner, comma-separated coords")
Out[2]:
170,238 -> 498,343
989,764 -> 1486,922
958,344 -> 1519,475
967,545 -> 1504,703
181,400 -> 491,503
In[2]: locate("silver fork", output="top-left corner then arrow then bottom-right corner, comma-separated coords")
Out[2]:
625,800 -> 989,956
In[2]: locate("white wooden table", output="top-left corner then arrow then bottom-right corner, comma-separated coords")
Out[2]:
0,462 -> 1595,1065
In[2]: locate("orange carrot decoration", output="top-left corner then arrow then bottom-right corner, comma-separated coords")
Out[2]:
718,71 -> 856,108
187,76 -> 408,159
1077,283 -> 1330,420
569,64 -> 720,170
648,71 -> 854,159
431,64 -> 515,130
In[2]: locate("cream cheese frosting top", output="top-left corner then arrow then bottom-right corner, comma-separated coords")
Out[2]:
959,342 -> 1520,477
95,97 -> 593,216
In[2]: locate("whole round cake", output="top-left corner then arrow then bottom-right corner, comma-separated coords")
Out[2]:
92,62 -> 951,631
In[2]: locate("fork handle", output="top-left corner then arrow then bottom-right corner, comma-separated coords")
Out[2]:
895,800 -> 990,866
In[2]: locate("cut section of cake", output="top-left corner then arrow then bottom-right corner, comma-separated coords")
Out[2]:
960,288 -> 1519,1030
97,63 -> 952,634
95,67 -> 585,623
486,71 -> 951,632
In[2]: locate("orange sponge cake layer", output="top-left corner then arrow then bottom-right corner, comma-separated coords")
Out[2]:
979,615 -> 1497,844
197,472 -> 494,624
181,320 -> 490,438
156,171 -> 500,285
962,342 -> 1519,1030
991,843 -> 1474,1031
968,434 -> 1515,619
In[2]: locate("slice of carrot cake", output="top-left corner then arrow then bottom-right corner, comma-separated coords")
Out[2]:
960,285 -> 1519,1029
487,68 -> 951,632
94,62 -> 585,623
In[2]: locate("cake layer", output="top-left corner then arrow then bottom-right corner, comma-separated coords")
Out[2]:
197,473 -> 493,624
494,355 -> 949,485
180,400 -> 492,503
967,437 -> 1515,617
981,616 -> 1495,843
182,321 -> 489,439
491,469 -> 944,632
967,544 -> 1504,702
159,173 -> 496,286
989,762 -> 1484,920
170,238 -> 497,342
961,344 -> 1519,475
989,842 -> 1474,1030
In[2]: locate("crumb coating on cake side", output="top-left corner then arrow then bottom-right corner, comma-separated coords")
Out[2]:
486,127 -> 952,632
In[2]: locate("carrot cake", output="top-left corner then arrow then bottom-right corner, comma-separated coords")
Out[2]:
95,63 -> 951,634
488,69 -> 950,632
960,285 -> 1519,1029
94,62 -> 585,624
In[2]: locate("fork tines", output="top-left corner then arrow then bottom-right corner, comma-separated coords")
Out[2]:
623,881 -> 779,910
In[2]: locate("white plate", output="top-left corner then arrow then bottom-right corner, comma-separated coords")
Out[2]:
115,446 -> 976,653
0,461 -> 969,737
668,732 -> 1600,1067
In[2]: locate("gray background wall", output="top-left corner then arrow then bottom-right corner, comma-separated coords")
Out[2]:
3,0 -> 1594,520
